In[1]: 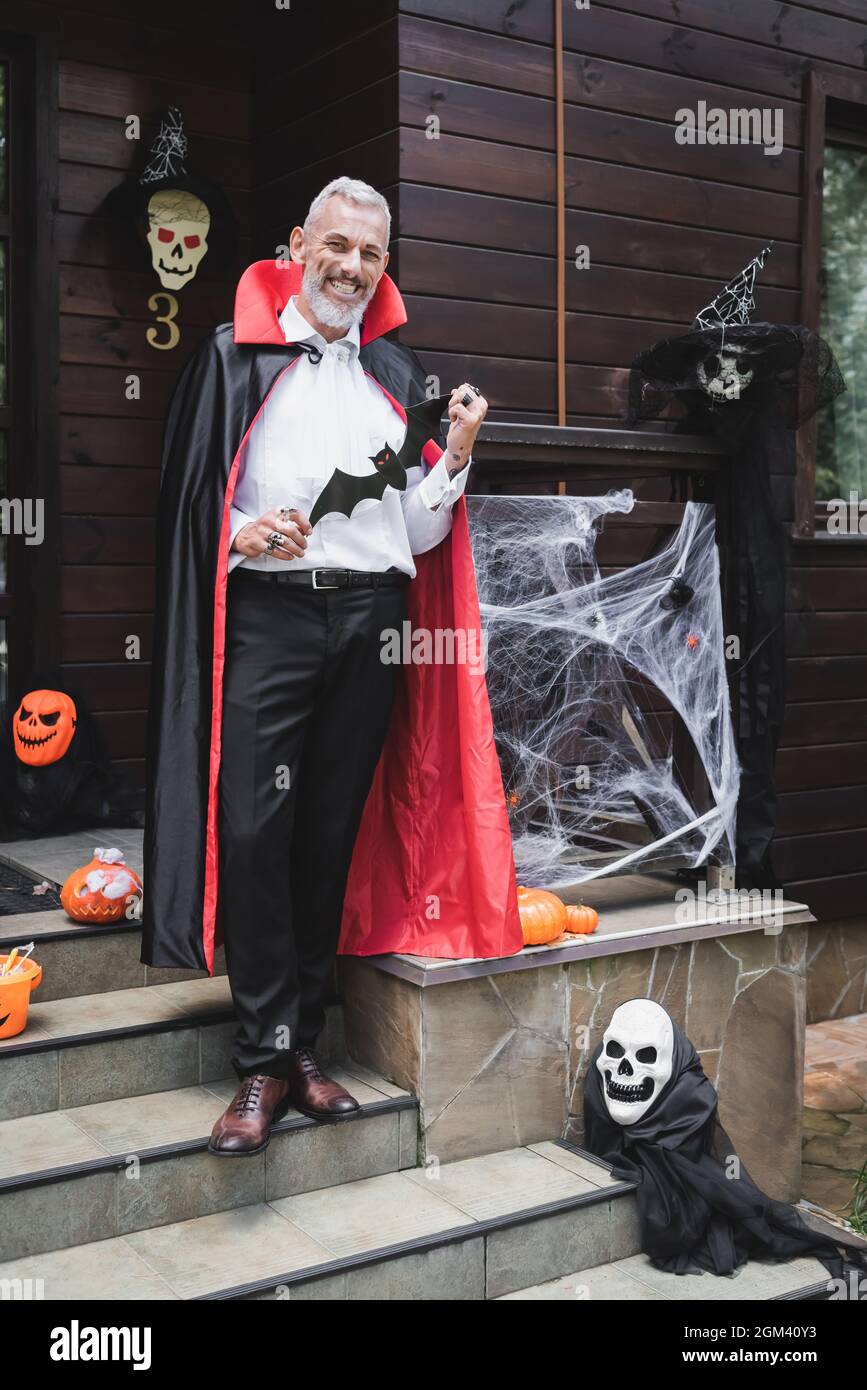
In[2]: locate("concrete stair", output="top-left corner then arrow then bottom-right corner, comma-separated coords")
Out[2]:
0,843 -> 847,1302
0,1062 -> 419,1264
1,899 -> 643,1298
1,974 -> 239,1119
497,1253 -> 832,1301
0,1138 -> 640,1299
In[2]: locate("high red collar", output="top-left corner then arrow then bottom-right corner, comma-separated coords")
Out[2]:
232,259 -> 407,347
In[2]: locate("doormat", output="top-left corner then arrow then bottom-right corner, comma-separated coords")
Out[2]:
0,860 -> 61,916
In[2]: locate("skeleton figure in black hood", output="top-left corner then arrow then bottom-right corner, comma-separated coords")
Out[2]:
583,999 -> 866,1287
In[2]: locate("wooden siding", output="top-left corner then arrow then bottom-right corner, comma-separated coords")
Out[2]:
22,0 -> 866,924
393,1 -> 867,919
47,0 -> 254,792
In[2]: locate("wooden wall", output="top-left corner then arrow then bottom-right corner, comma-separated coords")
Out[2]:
44,0 -> 253,797
393,0 -> 867,920
396,0 -> 805,425
41,0 -> 403,805
26,0 -> 867,922
252,2 -> 398,261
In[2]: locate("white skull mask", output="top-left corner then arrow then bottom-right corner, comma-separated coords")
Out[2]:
146,189 -> 210,289
595,999 -> 674,1125
696,343 -> 754,401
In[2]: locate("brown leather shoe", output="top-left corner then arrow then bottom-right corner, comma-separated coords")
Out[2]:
207,1073 -> 291,1156
286,1046 -> 360,1121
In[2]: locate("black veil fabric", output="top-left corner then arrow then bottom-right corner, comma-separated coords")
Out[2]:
626,323 -> 845,434
625,324 -> 846,888
583,1003 -> 867,1282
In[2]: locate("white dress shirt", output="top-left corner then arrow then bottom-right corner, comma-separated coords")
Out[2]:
227,295 -> 471,575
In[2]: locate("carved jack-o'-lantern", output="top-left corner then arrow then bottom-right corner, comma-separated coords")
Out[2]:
14,689 -> 77,767
61,848 -> 143,924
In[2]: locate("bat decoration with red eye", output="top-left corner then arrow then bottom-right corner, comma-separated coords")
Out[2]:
309,445 -> 405,526
308,392 -> 453,527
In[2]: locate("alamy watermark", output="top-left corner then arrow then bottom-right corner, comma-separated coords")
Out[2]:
380,622 -> 488,675
825,491 -> 867,536
0,498 -> 44,546
675,102 -> 783,158
50,1321 -> 151,1370
675,880 -> 786,932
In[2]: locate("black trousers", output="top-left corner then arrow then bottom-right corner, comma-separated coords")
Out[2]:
217,567 -> 408,1081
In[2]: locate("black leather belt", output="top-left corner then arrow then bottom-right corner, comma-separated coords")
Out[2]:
232,566 -> 410,590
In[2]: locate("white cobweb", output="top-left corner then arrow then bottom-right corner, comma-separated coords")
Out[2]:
466,491 -> 739,889
140,107 -> 188,186
692,241 -> 774,352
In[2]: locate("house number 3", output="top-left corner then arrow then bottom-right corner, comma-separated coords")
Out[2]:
146,292 -> 181,350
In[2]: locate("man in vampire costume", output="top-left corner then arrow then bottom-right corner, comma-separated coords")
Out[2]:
142,177 -> 524,1155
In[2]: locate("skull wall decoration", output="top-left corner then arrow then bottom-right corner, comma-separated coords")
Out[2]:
696,343 -> 755,401
595,998 -> 674,1125
146,189 -> 211,289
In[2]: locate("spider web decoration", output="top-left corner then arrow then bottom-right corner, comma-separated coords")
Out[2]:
139,106 -> 188,186
693,243 -> 773,351
466,491 -> 739,889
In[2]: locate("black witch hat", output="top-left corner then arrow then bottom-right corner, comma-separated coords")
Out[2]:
108,106 -> 239,281
626,244 -> 844,432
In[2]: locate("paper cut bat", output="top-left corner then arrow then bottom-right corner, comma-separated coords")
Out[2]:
308,392 -> 452,527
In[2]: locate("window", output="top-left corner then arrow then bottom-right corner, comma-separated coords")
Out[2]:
816,138 -> 867,503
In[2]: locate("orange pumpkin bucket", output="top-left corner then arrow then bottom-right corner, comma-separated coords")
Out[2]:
0,954 -> 43,1039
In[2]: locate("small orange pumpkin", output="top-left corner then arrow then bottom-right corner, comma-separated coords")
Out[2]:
14,689 -> 77,766
61,848 -> 143,924
564,904 -> 600,936
516,884 -> 568,945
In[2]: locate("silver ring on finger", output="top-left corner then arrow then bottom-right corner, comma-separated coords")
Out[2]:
265,531 -> 283,554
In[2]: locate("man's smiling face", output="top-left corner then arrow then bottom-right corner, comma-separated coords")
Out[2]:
290,194 -> 389,336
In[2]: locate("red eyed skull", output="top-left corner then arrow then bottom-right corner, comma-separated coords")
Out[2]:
596,999 -> 674,1125
146,190 -> 210,288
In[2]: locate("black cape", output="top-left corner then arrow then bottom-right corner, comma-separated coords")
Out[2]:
141,260 -> 449,972
583,1001 -> 867,1285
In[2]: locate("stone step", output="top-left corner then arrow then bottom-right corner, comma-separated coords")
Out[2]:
0,908 -> 227,1003
0,828 -> 143,894
494,1251 -> 833,1301
0,1062 -> 418,1263
0,976 -> 356,1121
0,1141 -> 639,1299
0,975 -> 238,1118
802,1011 -> 867,1220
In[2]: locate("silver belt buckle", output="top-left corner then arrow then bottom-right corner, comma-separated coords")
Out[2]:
311,569 -> 341,589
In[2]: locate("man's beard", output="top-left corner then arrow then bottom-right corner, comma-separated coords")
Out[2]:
301,263 -> 373,330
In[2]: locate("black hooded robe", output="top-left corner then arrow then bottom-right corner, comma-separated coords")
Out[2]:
583,1002 -> 867,1286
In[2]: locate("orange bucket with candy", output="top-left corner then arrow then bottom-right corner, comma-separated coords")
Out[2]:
0,954 -> 42,1039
